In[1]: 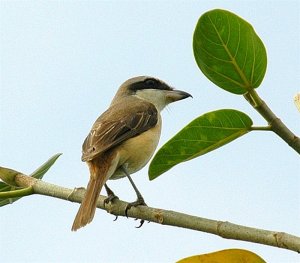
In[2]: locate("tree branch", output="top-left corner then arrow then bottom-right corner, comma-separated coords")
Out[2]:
13,173 -> 300,253
244,90 -> 300,154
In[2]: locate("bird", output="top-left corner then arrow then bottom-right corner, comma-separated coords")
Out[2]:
71,76 -> 192,231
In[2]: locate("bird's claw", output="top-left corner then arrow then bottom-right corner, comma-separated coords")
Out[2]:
104,194 -> 119,222
135,219 -> 145,228
125,197 -> 147,218
134,218 -> 151,228
104,194 -> 119,205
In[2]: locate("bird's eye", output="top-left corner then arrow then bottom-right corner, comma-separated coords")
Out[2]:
144,78 -> 158,88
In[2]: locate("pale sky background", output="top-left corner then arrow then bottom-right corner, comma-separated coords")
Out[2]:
1,1 -> 299,262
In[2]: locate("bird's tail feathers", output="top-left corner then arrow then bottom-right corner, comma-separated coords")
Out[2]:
71,161 -> 107,231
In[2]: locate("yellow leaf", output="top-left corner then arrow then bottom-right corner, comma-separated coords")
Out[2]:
177,249 -> 266,263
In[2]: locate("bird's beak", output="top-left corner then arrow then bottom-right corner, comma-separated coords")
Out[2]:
165,89 -> 192,102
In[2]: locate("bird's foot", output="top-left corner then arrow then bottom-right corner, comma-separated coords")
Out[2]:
125,196 -> 147,216
125,196 -> 147,228
104,193 -> 119,205
104,184 -> 119,205
104,185 -> 119,221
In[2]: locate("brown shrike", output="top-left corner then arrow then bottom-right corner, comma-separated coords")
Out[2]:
72,76 -> 191,231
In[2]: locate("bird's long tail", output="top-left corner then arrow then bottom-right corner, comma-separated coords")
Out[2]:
71,160 -> 109,231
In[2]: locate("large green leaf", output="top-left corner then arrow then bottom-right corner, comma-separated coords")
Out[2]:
193,9 -> 267,94
149,110 -> 252,180
0,153 -> 62,207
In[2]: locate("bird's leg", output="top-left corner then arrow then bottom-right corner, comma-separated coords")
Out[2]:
104,184 -> 119,221
104,184 -> 119,204
121,166 -> 147,221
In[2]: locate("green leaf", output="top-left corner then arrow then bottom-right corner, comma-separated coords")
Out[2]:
0,153 -> 62,207
0,181 -> 20,207
193,9 -> 267,94
0,177 -> 29,207
29,153 -> 62,179
149,109 -> 253,180
0,166 -> 20,186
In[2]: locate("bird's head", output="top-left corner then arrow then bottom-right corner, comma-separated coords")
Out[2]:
112,76 -> 192,111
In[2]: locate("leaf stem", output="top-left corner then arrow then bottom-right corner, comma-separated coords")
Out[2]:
251,126 -> 272,131
244,89 -> 263,107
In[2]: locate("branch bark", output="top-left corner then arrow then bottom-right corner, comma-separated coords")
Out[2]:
14,173 -> 300,253
244,90 -> 300,154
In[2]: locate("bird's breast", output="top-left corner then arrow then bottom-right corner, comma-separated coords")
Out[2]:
110,115 -> 162,180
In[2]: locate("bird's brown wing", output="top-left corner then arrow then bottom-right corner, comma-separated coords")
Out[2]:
81,98 -> 158,162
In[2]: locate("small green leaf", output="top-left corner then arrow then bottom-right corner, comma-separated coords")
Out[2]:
193,9 -> 267,94
30,153 -> 62,179
0,167 -> 20,186
149,109 -> 253,180
0,187 -> 33,198
0,178 -> 28,207
0,153 -> 62,207
0,181 -> 21,207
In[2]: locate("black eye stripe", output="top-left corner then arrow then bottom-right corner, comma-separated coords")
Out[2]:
144,78 -> 158,87
130,78 -> 171,91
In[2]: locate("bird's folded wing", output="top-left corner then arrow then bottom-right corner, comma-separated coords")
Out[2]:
81,99 -> 158,162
